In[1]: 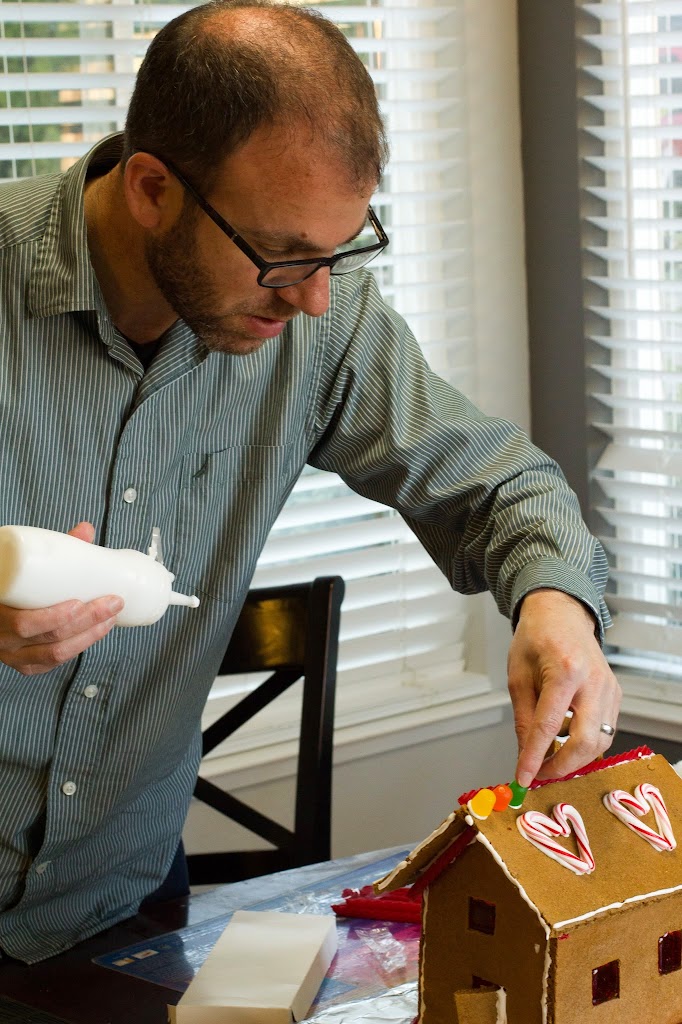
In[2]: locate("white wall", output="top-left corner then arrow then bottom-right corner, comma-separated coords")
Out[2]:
184,711 -> 518,859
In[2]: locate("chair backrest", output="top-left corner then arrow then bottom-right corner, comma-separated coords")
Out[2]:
186,576 -> 345,886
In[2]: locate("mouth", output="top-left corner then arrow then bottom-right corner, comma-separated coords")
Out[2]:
244,314 -> 291,339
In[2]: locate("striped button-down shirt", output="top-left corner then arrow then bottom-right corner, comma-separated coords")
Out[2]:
0,135 -> 610,963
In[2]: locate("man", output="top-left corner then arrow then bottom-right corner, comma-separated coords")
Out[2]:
0,0 -> 620,962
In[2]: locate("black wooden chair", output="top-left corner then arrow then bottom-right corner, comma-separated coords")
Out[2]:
185,575 -> 345,886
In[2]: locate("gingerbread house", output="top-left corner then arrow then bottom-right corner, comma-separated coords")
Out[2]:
374,748 -> 682,1024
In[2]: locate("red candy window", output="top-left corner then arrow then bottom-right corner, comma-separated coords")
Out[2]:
659,931 -> 682,975
468,897 -> 496,935
592,960 -> 620,1005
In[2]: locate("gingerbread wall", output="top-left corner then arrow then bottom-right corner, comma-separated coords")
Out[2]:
420,840 -> 547,1024
553,889 -> 682,1024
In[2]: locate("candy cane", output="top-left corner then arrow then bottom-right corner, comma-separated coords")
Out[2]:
517,803 -> 596,875
603,784 -> 676,852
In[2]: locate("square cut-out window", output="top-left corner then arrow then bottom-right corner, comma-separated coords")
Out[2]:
468,897 -> 496,935
592,960 -> 619,1005
659,931 -> 682,975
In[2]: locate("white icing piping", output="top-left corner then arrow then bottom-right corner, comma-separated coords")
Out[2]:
496,987 -> 508,1024
554,879 -> 682,930
418,887 -> 428,1023
473,831 -> 550,1024
542,940 -> 551,1024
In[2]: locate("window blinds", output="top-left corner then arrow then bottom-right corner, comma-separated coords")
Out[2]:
578,1 -> 682,687
0,1 -> 472,731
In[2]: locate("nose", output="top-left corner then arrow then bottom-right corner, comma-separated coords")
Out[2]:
275,267 -> 330,318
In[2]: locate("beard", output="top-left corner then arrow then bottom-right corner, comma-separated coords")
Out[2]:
144,203 -> 296,354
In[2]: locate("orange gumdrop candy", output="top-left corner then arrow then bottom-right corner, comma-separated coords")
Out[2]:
491,784 -> 513,812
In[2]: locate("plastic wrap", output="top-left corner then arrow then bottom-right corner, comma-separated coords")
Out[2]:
306,980 -> 418,1023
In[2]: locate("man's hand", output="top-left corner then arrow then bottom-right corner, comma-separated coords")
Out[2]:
0,522 -> 124,676
508,588 -> 621,788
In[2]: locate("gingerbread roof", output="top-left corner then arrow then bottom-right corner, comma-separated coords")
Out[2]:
376,752 -> 682,930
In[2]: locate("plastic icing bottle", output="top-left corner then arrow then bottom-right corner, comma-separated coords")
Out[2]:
0,525 -> 200,627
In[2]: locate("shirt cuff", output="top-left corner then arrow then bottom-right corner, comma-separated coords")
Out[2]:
509,557 -> 612,646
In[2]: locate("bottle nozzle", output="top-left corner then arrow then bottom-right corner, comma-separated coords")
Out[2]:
169,591 -> 200,609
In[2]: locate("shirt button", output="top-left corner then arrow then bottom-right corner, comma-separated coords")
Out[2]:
61,781 -> 77,796
83,685 -> 99,699
35,862 -> 50,875
123,487 -> 138,503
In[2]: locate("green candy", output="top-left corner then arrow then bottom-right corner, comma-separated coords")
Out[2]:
509,779 -> 529,810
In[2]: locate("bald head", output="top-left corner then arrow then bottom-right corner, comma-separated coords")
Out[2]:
123,0 -> 388,191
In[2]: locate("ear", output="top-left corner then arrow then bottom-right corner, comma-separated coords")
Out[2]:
123,152 -> 182,230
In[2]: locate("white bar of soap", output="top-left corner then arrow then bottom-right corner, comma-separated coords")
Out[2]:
167,910 -> 338,1023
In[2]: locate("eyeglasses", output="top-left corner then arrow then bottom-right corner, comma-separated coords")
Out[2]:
159,158 -> 389,289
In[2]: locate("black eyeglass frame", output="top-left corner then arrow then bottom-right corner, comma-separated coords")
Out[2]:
157,157 -> 389,289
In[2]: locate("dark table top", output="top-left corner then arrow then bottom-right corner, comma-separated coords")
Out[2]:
0,847 -> 408,1024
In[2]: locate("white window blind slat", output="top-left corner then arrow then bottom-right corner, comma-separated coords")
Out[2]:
585,93 -> 682,113
606,617 -> 682,660
585,154 -> 682,172
596,476 -> 682,507
583,61 -> 677,82
596,442 -> 682,478
0,107 -> 129,127
588,248 -> 682,264
609,570 -> 682,600
341,592 -> 465,643
249,539 -> 433,590
587,307 -> 682,325
584,2 -> 682,16
608,594 -> 682,619
590,333 -> 682,353
0,3 -> 455,21
587,124 -> 682,143
596,506 -> 682,535
585,30 -> 682,49
591,392 -> 682,416
590,364 -> 682,385
593,423 -> 682,446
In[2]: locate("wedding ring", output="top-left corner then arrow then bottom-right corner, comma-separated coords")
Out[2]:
600,722 -> 615,736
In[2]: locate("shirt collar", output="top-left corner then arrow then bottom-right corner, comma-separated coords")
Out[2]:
27,133 -> 124,319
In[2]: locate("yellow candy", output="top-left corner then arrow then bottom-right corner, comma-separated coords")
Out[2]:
467,788 -> 496,820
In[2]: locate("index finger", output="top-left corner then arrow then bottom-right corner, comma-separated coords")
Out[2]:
515,683 -> 574,787
1,595 -> 123,645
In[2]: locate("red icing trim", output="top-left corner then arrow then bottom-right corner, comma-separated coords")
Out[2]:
411,825 -> 477,896
457,746 -> 654,806
528,746 -> 655,790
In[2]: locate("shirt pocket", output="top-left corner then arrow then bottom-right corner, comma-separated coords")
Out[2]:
173,444 -> 293,603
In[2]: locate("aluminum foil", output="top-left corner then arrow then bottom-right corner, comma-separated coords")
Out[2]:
305,981 -> 418,1024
